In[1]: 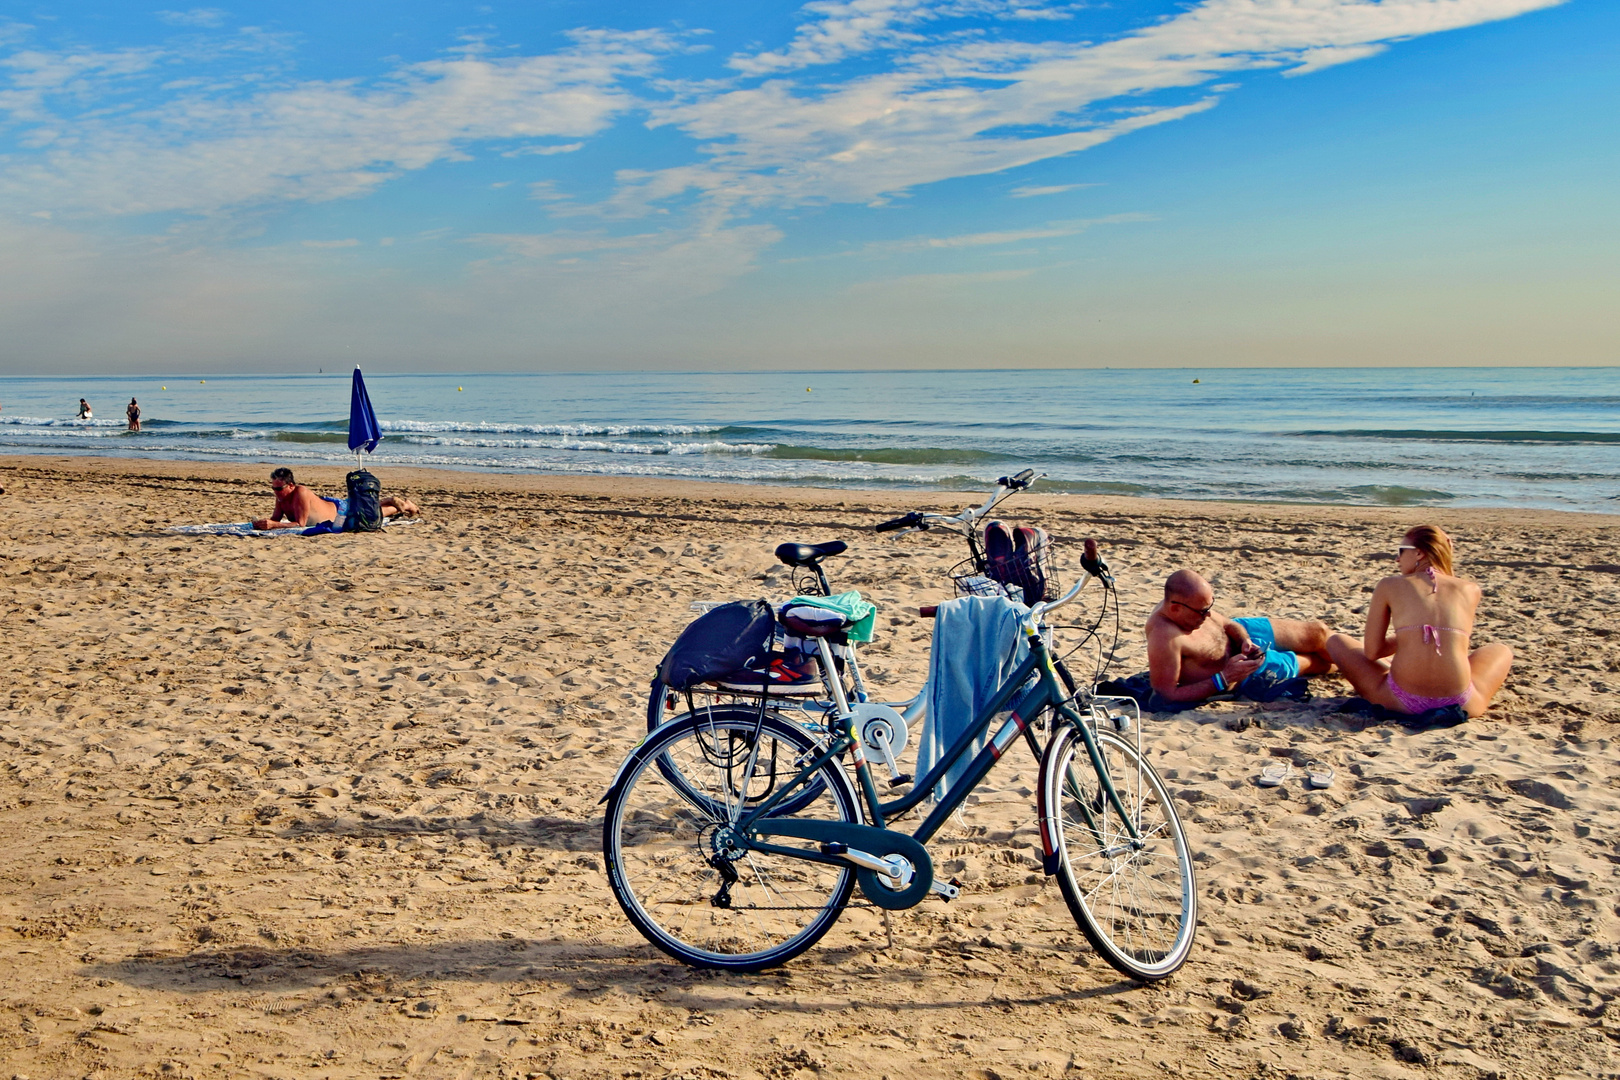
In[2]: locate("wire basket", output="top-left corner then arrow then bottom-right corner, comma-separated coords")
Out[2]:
949,532 -> 1060,606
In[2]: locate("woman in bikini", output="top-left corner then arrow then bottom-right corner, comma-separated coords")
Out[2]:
1326,525 -> 1513,718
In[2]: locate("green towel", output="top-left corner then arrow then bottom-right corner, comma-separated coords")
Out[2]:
787,590 -> 878,643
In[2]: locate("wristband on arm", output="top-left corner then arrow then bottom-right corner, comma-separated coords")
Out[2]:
1211,672 -> 1227,692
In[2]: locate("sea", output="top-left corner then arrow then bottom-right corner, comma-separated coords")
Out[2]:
1,368 -> 1615,513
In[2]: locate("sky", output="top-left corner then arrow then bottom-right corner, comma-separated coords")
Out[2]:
0,0 -> 1613,374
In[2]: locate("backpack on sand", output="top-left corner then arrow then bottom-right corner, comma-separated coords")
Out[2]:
344,469 -> 384,532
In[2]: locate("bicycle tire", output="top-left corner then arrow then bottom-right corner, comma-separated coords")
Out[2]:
604,711 -> 859,971
1041,724 -> 1197,981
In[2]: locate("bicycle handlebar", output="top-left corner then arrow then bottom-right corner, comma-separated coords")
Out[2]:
995,468 -> 1037,491
875,511 -> 924,533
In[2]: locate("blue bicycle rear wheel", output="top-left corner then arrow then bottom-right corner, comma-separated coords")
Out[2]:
604,711 -> 859,971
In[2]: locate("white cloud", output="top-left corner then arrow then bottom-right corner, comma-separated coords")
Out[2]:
0,46 -> 161,120
0,1 -> 1565,227
729,0 -> 1073,74
1285,41 -> 1388,75
0,28 -> 674,217
501,141 -> 585,156
1009,182 -> 1093,197
857,212 -> 1150,254
301,238 -> 359,248
635,0 -> 1564,215
156,8 -> 228,29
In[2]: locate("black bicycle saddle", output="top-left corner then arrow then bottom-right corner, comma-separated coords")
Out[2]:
774,540 -> 848,567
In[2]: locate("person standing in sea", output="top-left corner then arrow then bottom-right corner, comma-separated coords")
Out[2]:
78,398 -> 92,419
126,398 -> 140,432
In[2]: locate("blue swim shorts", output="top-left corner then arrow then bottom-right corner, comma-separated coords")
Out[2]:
1230,616 -> 1300,682
322,495 -> 350,528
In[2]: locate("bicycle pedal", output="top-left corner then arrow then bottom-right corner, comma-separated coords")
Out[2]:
819,842 -> 849,856
887,773 -> 913,789
929,877 -> 961,901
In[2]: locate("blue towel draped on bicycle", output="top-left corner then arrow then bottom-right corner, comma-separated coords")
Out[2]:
601,536 -> 1199,981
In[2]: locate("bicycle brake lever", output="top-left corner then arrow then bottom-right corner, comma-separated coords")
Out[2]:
1080,537 -> 1114,587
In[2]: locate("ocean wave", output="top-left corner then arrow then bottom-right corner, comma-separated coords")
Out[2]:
269,431 -> 350,443
0,415 -> 126,428
1498,470 -> 1619,482
395,435 -> 773,455
765,444 -> 1016,466
1037,479 -> 1156,496
1288,428 -> 1620,445
1342,484 -> 1456,505
379,419 -> 719,437
66,441 -> 943,484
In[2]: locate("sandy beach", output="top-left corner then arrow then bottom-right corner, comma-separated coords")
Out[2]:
1,454 -> 1616,1080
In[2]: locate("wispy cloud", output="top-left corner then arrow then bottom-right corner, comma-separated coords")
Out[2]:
0,28 -> 674,216
729,0 -> 1072,75
0,1 -> 1567,245
0,46 -> 161,120
629,0 -> 1564,215
857,212 -> 1151,255
1009,182 -> 1095,197
156,8 -> 228,29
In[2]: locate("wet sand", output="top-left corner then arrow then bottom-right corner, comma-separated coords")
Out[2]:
1,454 -> 1616,1079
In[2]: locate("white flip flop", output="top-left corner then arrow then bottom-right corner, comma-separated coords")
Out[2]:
1305,761 -> 1335,790
1257,762 -> 1293,788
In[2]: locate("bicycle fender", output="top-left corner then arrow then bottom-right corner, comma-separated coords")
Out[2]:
1036,727 -> 1067,876
753,818 -> 934,910
600,733 -> 652,805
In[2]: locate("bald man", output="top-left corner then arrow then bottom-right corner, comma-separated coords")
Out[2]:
1145,569 -> 1334,704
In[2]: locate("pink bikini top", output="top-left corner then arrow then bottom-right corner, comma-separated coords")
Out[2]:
1394,623 -> 1467,655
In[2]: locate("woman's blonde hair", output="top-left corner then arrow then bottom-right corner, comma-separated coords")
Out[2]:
1405,525 -> 1454,576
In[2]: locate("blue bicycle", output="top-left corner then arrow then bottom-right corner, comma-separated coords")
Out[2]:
601,540 -> 1197,980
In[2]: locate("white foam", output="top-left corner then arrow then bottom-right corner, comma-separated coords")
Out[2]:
394,434 -> 773,455
379,420 -> 719,437
0,415 -> 124,428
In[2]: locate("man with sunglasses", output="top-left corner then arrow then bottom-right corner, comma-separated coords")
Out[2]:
252,467 -> 419,531
1146,569 -> 1333,704
253,467 -> 339,531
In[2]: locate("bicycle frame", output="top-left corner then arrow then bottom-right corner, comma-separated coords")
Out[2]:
721,588 -> 1144,899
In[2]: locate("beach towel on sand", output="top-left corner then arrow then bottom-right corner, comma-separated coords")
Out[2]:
1097,670 -> 1312,712
1335,697 -> 1469,731
166,518 -> 419,538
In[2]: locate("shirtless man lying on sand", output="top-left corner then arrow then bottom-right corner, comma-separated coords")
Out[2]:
1146,569 -> 1334,704
252,467 -> 418,531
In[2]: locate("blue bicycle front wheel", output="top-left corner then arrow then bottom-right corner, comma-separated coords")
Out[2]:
1041,725 -> 1198,981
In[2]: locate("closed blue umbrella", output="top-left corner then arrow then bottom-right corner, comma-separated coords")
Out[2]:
348,367 -> 381,455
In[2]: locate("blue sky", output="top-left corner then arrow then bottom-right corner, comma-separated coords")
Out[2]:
0,0 -> 1611,372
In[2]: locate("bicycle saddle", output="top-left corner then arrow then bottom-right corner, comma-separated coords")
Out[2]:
774,541 -> 847,567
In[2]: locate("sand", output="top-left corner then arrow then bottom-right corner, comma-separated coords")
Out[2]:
0,454 -> 1616,1080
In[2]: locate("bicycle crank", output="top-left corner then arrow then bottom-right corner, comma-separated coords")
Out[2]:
753,817 -> 935,910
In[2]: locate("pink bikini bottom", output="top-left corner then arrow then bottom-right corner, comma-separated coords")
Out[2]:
1386,673 -> 1473,714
